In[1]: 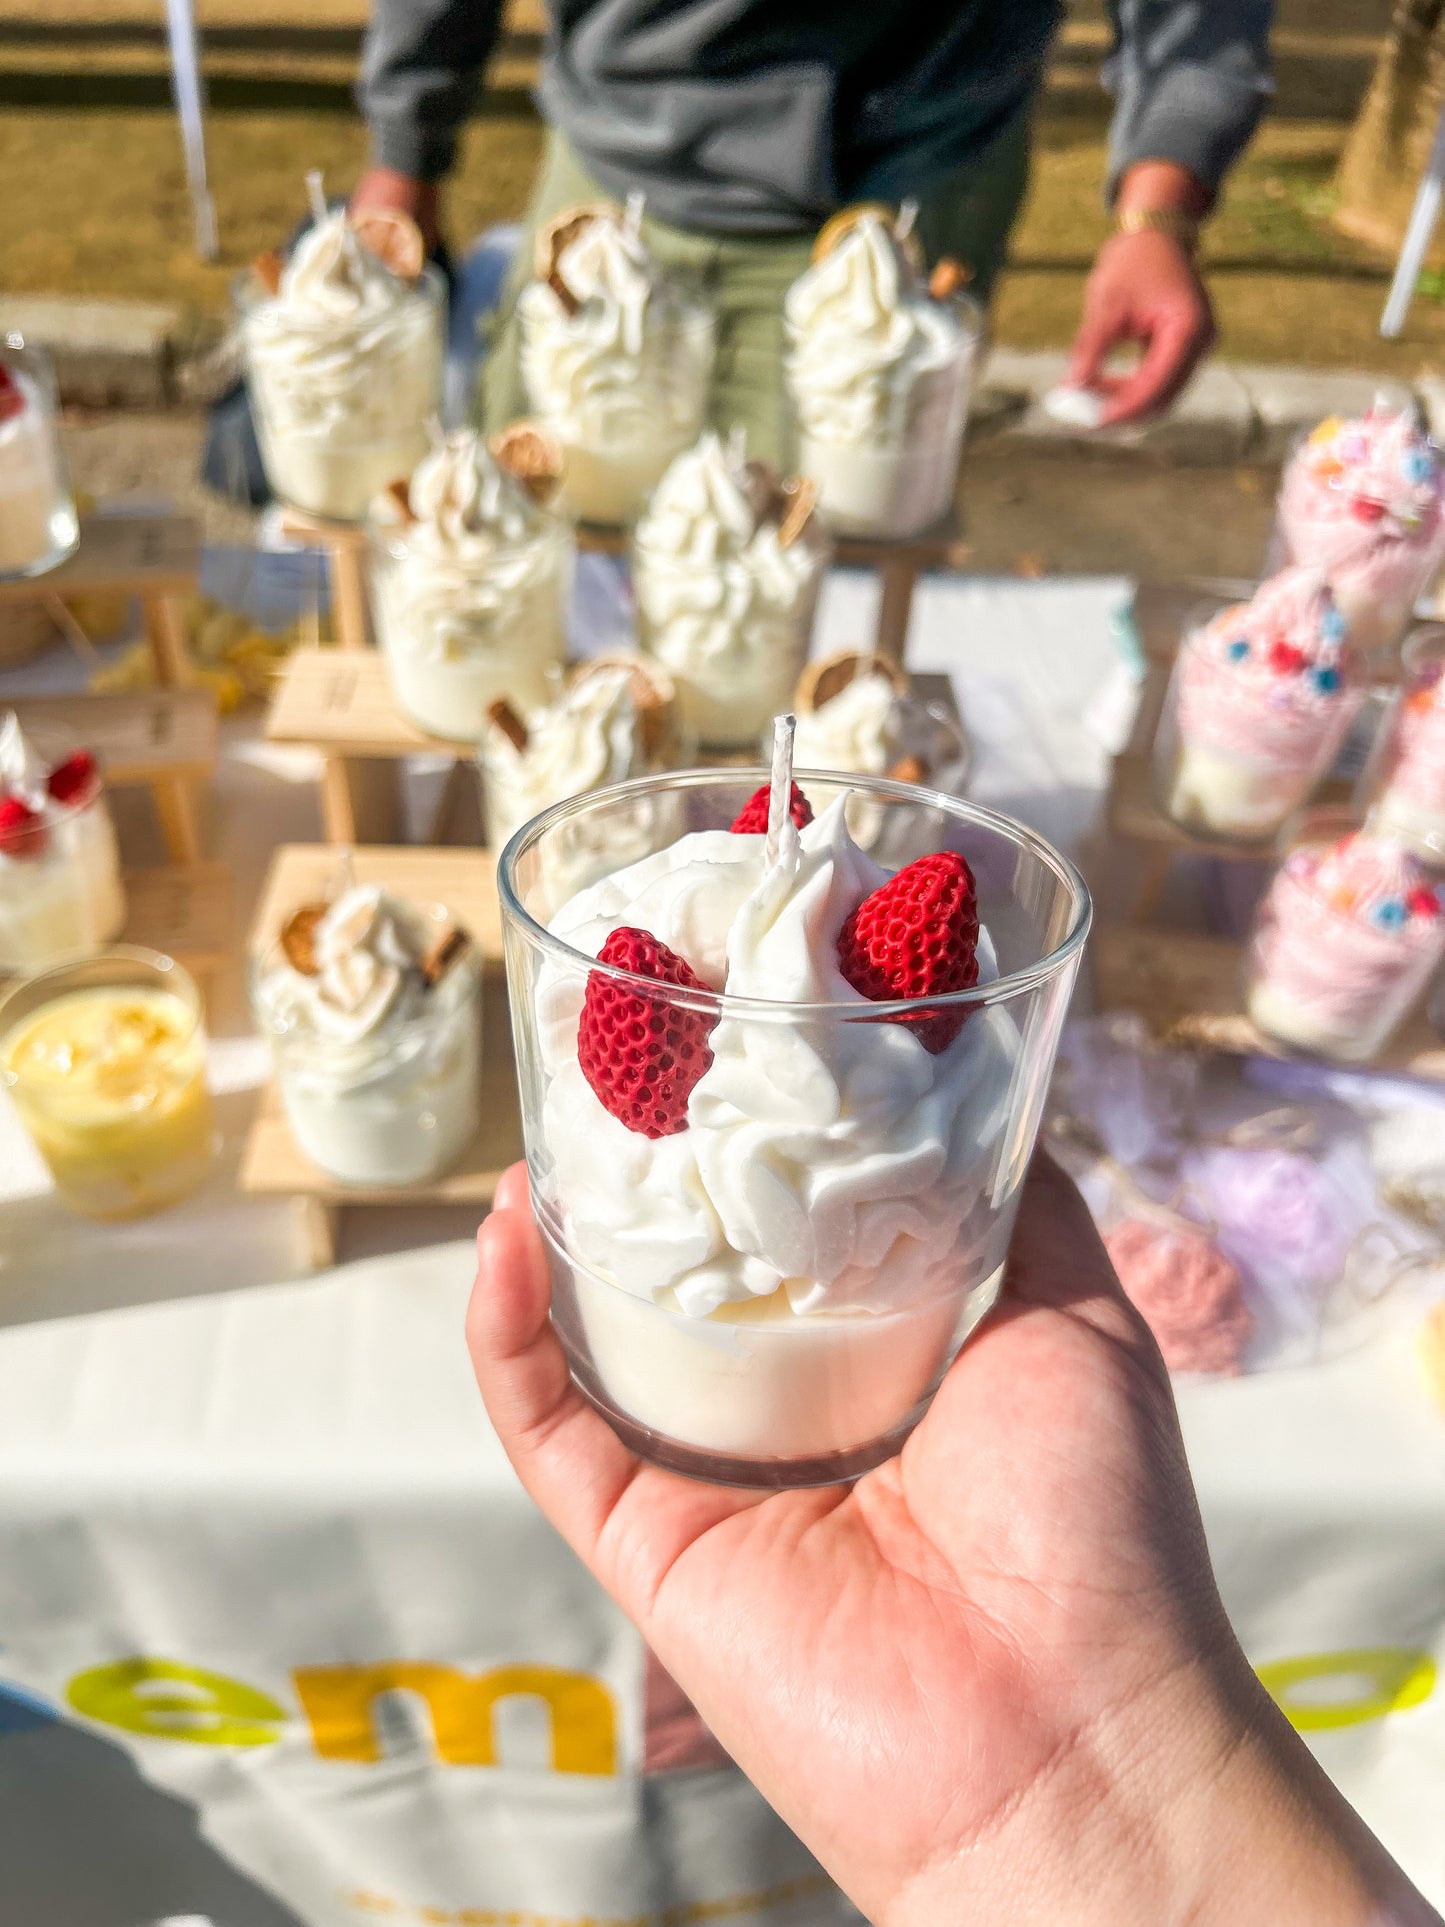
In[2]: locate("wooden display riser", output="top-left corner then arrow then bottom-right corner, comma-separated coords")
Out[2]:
266,648 -> 970,845
119,861 -> 233,997
1093,924 -> 1445,1081
11,688 -> 218,863
281,506 -> 971,665
0,513 -> 202,687
239,845 -> 518,1266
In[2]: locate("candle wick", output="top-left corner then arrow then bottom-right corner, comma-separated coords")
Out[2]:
764,712 -> 797,869
305,170 -> 329,228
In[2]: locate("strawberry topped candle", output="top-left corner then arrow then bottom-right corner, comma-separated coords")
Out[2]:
1246,829 -> 1445,1061
1274,406 -> 1445,657
1156,569 -> 1361,840
498,718 -> 1089,1486
0,715 -> 126,973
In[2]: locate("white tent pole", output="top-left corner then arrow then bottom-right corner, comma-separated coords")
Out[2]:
164,0 -> 219,261
1381,98 -> 1445,338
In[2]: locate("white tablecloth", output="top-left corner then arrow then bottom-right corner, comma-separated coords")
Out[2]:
3,572 -> 1442,1925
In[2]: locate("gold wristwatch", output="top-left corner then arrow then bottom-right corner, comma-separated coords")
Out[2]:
1115,206 -> 1201,254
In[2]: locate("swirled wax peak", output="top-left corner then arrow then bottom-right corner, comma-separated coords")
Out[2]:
1161,568 -> 1359,840
0,713 -> 125,972
632,432 -> 826,748
1246,830 -> 1445,1061
389,427 -> 544,554
784,204 -> 977,537
533,199 -> 653,347
542,734 -> 1010,1322
267,206 -> 416,325
1276,401 -> 1445,656
258,882 -> 470,1047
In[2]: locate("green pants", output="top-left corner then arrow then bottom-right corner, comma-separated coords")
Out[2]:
481,111 -> 1033,469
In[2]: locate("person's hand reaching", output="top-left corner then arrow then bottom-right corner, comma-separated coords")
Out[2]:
469,1155 -> 1442,1927
349,164 -> 443,254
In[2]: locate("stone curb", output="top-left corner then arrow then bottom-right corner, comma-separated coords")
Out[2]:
0,291 -> 1433,464
973,348 -> 1420,465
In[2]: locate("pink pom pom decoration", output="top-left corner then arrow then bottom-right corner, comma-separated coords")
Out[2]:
1103,1218 -> 1255,1376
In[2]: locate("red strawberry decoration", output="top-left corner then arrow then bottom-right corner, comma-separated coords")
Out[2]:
1267,640 -> 1306,675
1408,886 -> 1442,920
0,366 -> 24,426
0,794 -> 46,859
45,749 -> 97,807
578,927 -> 717,1138
1351,496 -> 1385,523
730,781 -> 813,836
836,850 -> 979,1053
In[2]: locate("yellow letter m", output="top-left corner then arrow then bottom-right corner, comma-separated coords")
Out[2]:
292,1661 -> 617,1775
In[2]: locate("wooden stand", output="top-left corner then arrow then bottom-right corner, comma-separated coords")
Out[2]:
9,688 -> 219,864
278,512 -> 370,652
0,513 -> 202,686
119,861 -> 234,1000
574,508 -> 971,665
238,845 -> 518,1266
1093,924 -> 1445,1081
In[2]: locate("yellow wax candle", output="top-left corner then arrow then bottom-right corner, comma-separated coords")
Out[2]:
3,981 -> 213,1218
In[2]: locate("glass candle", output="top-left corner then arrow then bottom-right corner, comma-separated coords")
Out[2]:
0,336 -> 79,581
0,948 -> 214,1217
499,767 -> 1090,1488
0,727 -> 127,974
1360,625 -> 1445,865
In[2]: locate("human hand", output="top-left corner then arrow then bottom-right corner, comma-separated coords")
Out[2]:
1066,227 -> 1214,427
349,163 -> 443,253
469,1155 -> 1440,1927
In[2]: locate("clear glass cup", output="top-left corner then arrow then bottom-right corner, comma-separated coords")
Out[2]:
1359,624 -> 1445,866
0,737 -> 127,974
498,768 -> 1090,1488
1152,602 -> 1362,843
789,292 -> 982,540
251,905 -> 482,1187
1244,808 -> 1445,1062
0,946 -> 214,1217
520,295 -> 715,527
369,517 -> 574,740
237,266 -> 445,524
0,336 -> 79,580
633,524 -> 830,751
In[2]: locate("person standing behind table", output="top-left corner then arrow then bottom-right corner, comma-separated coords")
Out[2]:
351,1 -> 1272,466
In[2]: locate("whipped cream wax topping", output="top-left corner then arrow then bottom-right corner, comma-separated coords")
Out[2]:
540,797 -> 1014,1317
485,663 -> 653,826
275,210 -> 411,326
259,884 -> 432,1047
785,217 -> 967,445
794,672 -> 898,775
0,711 -> 38,795
406,428 -> 542,556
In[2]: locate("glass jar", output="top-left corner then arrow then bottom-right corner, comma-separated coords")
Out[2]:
0,336 -> 79,580
1359,624 -> 1445,866
251,905 -> 482,1187
788,292 -> 982,541
520,293 -> 714,528
0,947 -> 214,1217
1153,602 -> 1361,843
369,516 -> 573,741
0,735 -> 126,974
237,265 -> 445,524
499,767 -> 1090,1487
1244,811 -> 1445,1062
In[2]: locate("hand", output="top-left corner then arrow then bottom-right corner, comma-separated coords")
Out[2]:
1067,227 -> 1214,427
349,163 -> 443,253
468,1156 -> 1440,1927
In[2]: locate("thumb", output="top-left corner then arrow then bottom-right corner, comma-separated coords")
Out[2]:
1066,289 -> 1124,389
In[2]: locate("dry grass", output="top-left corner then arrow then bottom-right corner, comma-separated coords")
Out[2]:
0,0 -> 1440,371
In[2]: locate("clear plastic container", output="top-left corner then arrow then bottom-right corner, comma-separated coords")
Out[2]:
0,739 -> 126,974
238,266 -> 445,524
498,767 -> 1090,1487
790,292 -> 982,540
1244,809 -> 1445,1062
1359,624 -> 1445,865
369,517 -> 573,740
251,905 -> 481,1187
520,297 -> 714,527
0,946 -> 214,1217
1153,602 -> 1361,843
0,336 -> 79,580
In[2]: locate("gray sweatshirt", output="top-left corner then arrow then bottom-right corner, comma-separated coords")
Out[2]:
360,0 -> 1273,235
